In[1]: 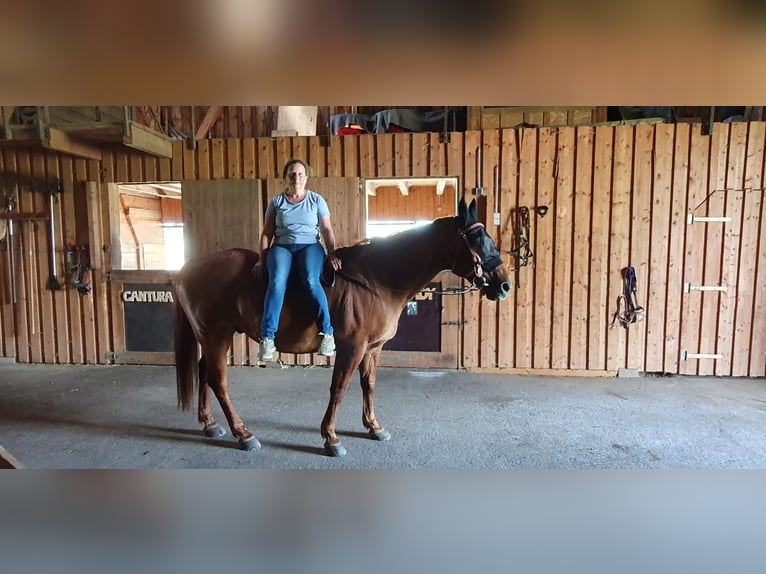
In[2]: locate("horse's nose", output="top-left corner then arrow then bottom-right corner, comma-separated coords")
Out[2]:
501,281 -> 511,295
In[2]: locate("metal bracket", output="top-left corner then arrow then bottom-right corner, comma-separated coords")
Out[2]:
681,351 -> 723,361
683,283 -> 727,293
104,351 -> 118,361
687,213 -> 732,225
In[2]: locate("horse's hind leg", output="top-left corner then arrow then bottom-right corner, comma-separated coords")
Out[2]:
203,342 -> 260,451
358,348 -> 391,442
197,356 -> 227,439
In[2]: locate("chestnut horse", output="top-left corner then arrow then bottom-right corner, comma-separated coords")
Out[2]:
172,197 -> 511,456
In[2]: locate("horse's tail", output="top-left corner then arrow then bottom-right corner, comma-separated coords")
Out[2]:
172,287 -> 198,412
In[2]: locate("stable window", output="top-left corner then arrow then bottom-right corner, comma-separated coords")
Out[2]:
364,177 -> 458,238
114,182 -> 183,270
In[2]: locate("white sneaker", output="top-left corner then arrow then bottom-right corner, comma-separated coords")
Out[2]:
318,333 -> 335,357
258,338 -> 276,361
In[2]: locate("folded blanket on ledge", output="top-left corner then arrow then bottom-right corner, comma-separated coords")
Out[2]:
330,108 -> 449,135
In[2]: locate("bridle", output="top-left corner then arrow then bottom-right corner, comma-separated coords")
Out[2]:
455,221 -> 502,289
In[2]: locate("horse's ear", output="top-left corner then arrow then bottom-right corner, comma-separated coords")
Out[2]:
468,198 -> 478,223
457,195 -> 468,224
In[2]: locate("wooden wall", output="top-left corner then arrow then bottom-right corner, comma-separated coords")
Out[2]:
1,122 -> 765,376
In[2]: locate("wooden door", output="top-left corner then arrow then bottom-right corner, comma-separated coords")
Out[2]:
108,179 -> 263,365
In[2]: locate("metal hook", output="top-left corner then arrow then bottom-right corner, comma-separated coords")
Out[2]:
535,205 -> 549,217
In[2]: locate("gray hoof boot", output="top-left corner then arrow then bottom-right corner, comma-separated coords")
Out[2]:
240,436 -> 261,451
325,442 -> 347,457
204,424 -> 227,438
370,428 -> 391,441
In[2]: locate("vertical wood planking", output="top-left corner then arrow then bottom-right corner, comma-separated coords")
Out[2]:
645,124 -> 673,372
309,136 -> 326,177
58,155 -> 77,364
88,157 -> 110,364
514,128 -> 537,369
412,133 -> 428,177
742,122 -> 766,376
446,132 -> 468,363
627,124 -> 654,370
570,127 -> 593,370
496,129 -> 518,367
588,126 -> 613,370
551,127 -> 575,369
343,136 -> 358,178
679,125 -> 710,375
461,131 -> 480,367
606,125 -> 633,369
481,129 -> 499,366
533,128 -> 555,368
0,152 -> 10,357
664,124 -> 690,373
376,134 -> 394,178
327,136 -> 343,177
3,125 -> 766,375
241,138 -> 259,365
24,151 -> 44,362
16,150 -> 31,362
84,176 -> 109,365
700,124 -> 728,375
394,133 -> 411,176
1,151 -> 22,359
717,122 -> 748,375
359,134 -> 376,179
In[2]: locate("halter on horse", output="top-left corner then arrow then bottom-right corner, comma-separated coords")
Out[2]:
172,196 -> 511,456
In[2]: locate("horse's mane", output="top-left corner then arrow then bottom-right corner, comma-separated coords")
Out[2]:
338,215 -> 456,261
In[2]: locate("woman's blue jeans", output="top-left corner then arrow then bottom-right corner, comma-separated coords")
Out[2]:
261,243 -> 333,339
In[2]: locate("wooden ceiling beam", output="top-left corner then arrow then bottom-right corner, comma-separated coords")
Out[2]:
123,121 -> 173,158
43,127 -> 102,161
194,106 -> 223,140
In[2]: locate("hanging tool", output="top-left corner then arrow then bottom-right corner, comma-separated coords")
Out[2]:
473,146 -> 484,195
5,195 -> 17,303
493,165 -> 501,226
46,183 -> 63,290
68,244 -> 91,295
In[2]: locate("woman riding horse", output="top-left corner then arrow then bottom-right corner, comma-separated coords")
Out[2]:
173,196 -> 511,456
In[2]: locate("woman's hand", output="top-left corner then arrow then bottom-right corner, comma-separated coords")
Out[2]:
327,252 -> 342,271
252,261 -> 264,279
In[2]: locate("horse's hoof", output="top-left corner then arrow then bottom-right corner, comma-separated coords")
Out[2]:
370,428 -> 391,441
325,443 -> 347,457
239,436 -> 261,451
203,424 -> 227,438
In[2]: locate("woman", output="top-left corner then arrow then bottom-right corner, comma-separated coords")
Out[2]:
254,159 -> 342,361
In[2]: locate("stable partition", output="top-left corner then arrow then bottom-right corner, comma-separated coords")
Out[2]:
1,123 -> 765,376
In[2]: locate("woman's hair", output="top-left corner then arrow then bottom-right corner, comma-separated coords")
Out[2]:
282,158 -> 311,179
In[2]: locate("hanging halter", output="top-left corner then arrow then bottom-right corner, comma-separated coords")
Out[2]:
610,266 -> 645,329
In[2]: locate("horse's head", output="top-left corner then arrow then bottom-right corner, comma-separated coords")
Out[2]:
452,197 -> 512,301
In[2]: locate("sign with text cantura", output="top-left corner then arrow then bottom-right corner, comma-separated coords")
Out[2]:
122,283 -> 174,353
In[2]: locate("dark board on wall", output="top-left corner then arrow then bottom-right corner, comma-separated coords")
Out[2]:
122,283 -> 174,353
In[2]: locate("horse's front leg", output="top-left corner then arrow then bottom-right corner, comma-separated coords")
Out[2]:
321,346 -> 365,457
358,348 -> 391,442
196,355 -> 226,439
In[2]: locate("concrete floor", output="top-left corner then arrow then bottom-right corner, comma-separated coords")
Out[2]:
1,361 -> 766,469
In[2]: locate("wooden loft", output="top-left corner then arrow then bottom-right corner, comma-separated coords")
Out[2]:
0,106 -> 173,161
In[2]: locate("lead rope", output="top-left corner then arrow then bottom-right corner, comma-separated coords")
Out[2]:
610,266 -> 645,329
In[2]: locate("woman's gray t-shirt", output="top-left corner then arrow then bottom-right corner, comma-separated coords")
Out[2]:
266,190 -> 330,245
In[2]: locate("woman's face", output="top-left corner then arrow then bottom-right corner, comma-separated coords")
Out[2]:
285,162 -> 308,194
